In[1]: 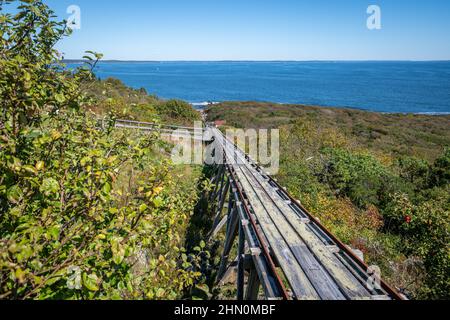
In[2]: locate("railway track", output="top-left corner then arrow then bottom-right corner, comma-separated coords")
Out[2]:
209,126 -> 404,300
113,119 -> 207,141
111,118 -> 404,300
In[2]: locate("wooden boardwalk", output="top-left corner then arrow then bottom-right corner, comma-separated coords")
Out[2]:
114,119 -> 207,141
209,127 -> 404,300
112,119 -> 404,300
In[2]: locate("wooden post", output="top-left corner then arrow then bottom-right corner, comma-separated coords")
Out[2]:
216,204 -> 239,281
245,268 -> 261,300
215,169 -> 226,202
210,180 -> 230,234
216,178 -> 230,212
237,223 -> 245,300
209,165 -> 225,202
210,215 -> 228,239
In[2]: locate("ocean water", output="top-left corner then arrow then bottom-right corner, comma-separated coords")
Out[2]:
68,61 -> 450,114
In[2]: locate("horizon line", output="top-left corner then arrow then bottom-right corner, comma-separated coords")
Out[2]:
62,59 -> 450,63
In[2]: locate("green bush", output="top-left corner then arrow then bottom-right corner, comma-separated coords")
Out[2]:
385,193 -> 449,299
320,148 -> 412,209
155,99 -> 201,123
85,81 -> 201,126
0,0 -> 204,300
397,156 -> 431,188
431,147 -> 450,187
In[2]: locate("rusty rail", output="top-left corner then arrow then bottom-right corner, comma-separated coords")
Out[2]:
209,126 -> 405,300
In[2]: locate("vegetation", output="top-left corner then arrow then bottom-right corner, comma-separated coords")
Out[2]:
84,77 -> 201,126
207,102 -> 450,299
1,0 -> 448,301
207,101 -> 450,162
0,0 -> 205,300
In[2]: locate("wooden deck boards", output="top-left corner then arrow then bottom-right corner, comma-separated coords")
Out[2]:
216,129 -> 375,300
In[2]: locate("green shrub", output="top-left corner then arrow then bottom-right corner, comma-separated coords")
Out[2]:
320,148 -> 412,209
397,156 -> 431,188
384,193 -> 449,299
0,0 -> 204,300
431,147 -> 450,187
155,99 -> 201,123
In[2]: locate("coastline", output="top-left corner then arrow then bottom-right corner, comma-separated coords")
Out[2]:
191,100 -> 450,116
63,61 -> 450,115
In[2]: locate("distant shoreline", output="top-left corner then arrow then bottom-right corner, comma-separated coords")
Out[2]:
196,101 -> 450,116
63,59 -> 450,63
63,62 -> 450,115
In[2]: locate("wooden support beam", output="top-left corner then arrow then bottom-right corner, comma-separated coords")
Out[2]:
217,254 -> 253,286
212,179 -> 230,225
206,167 -> 220,202
210,215 -> 228,239
245,269 -> 261,300
218,258 -> 238,286
216,206 -> 239,281
237,223 -> 245,301
214,176 -> 284,300
213,171 -> 226,206
209,166 -> 220,184
210,182 -> 231,237
224,195 -> 235,236
232,191 -> 283,299
210,165 -> 226,202
218,175 -> 228,203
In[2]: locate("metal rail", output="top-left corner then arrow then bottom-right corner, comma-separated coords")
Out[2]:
208,126 -> 405,300
111,119 -> 404,300
113,119 -> 207,141
226,163 -> 290,299
115,119 -> 199,131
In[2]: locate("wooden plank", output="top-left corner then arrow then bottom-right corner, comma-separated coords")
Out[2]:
211,215 -> 228,238
216,206 -> 239,281
234,201 -> 283,299
237,224 -> 245,300
246,268 -> 261,300
226,168 -> 319,298
234,163 -> 345,300
243,154 -> 372,300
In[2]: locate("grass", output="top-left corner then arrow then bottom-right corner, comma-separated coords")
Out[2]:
84,77 -> 202,126
206,101 -> 450,299
207,101 -> 450,162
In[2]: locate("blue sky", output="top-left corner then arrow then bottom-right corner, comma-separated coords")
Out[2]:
38,0 -> 450,60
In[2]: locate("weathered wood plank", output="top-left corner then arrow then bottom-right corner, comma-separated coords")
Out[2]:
235,163 -> 345,300
244,154 -> 372,300
211,215 -> 228,238
228,165 -> 319,299
237,224 -> 245,300
246,268 -> 261,300
234,195 -> 282,299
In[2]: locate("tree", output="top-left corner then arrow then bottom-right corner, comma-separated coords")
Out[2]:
431,148 -> 450,187
1,0 -> 203,300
